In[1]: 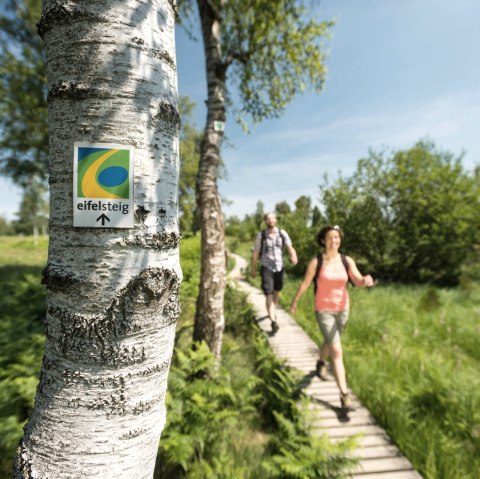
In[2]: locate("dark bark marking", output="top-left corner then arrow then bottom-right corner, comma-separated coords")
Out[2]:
120,427 -> 147,439
135,205 -> 150,223
62,369 -> 132,388
149,100 -> 180,130
47,81 -> 113,102
122,231 -> 181,249
67,390 -> 162,417
168,0 -> 178,18
132,36 -> 145,45
48,268 -> 179,364
42,263 -> 79,291
151,48 -> 176,70
37,3 -> 105,39
12,443 -> 37,479
142,361 -> 170,376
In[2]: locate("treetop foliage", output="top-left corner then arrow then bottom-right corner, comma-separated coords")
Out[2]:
178,0 -> 333,125
229,141 -> 479,286
320,140 -> 479,285
0,0 -> 48,187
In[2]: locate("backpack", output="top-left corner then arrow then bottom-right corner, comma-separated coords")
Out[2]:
260,229 -> 288,258
313,253 -> 352,295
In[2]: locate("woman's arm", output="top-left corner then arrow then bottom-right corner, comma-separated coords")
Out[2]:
290,257 -> 318,313
345,256 -> 375,287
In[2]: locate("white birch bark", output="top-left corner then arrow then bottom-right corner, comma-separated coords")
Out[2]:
13,1 -> 180,478
193,0 -> 226,360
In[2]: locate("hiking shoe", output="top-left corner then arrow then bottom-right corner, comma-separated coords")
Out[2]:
271,321 -> 280,333
316,360 -> 328,380
340,393 -> 352,410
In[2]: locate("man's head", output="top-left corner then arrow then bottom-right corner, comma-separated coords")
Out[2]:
264,212 -> 277,229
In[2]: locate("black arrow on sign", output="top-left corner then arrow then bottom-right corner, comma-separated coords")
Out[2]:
96,214 -> 110,226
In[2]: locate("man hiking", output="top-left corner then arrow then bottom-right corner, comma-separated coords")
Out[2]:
251,212 -> 298,333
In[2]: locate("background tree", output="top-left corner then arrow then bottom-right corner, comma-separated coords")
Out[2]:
178,97 -> 201,235
11,176 -> 49,241
253,199 -> 265,230
320,141 -> 480,285
0,0 -> 48,187
294,195 -> 312,226
0,216 -> 14,235
13,0 -> 180,477
178,0 -> 333,359
274,200 -> 292,219
311,205 -> 325,228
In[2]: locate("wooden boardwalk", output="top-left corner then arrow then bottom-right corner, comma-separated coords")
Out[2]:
228,254 -> 422,479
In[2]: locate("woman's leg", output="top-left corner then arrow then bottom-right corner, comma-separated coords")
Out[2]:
319,342 -> 329,362
329,340 -> 348,395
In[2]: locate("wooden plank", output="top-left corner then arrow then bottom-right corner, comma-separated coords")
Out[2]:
314,415 -> 377,428
351,469 -> 422,478
331,434 -> 392,447
352,457 -> 415,474
229,255 -> 423,479
351,445 -> 403,459
314,407 -> 373,420
312,424 -> 387,438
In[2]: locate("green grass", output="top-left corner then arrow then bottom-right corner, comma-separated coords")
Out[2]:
0,235 -> 354,479
226,235 -> 253,260
0,235 -> 48,266
279,279 -> 480,479
0,236 -> 48,477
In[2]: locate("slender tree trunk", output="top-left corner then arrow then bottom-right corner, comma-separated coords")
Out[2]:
32,223 -> 39,246
13,1 -> 180,478
193,0 -> 226,360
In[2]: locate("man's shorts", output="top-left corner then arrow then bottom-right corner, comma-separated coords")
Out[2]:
315,311 -> 349,344
261,266 -> 284,295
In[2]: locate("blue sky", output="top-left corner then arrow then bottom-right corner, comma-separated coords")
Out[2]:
177,0 -> 480,218
1,0 -> 479,221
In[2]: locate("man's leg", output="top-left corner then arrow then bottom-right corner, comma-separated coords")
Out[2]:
266,293 -> 279,333
270,271 -> 284,332
266,293 -> 276,322
261,267 -> 277,331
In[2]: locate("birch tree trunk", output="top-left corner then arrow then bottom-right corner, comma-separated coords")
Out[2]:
193,0 -> 226,360
13,1 -> 180,478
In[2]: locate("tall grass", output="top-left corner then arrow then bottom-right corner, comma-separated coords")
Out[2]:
157,236 -> 355,478
280,278 -> 480,479
0,236 -> 354,479
0,236 -> 47,477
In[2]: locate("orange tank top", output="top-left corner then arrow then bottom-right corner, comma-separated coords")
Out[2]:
315,257 -> 349,312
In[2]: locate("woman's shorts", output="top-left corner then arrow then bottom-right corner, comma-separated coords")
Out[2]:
315,310 -> 349,344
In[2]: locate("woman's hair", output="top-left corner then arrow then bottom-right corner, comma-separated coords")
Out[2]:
316,224 -> 344,246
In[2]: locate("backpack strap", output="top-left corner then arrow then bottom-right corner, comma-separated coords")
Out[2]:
260,230 -> 267,258
341,254 -> 355,286
313,253 -> 323,295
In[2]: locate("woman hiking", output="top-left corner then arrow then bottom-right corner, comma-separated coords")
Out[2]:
290,225 -> 375,410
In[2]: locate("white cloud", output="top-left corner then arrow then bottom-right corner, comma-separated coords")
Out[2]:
220,88 -> 480,218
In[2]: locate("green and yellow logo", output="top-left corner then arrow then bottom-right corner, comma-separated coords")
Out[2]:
77,147 -> 130,199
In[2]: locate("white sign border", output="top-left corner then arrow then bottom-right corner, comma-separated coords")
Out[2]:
73,142 -> 135,228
